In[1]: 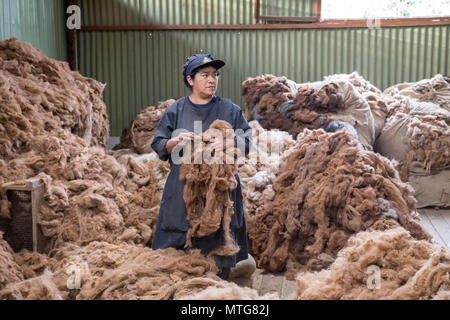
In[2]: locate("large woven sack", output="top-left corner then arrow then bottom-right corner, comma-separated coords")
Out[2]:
301,79 -> 376,149
384,74 -> 450,112
408,163 -> 450,208
375,101 -> 450,208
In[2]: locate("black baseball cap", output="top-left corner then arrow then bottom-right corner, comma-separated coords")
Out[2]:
182,54 -> 226,79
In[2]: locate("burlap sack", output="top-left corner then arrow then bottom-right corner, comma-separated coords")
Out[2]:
375,101 -> 450,208
308,79 -> 376,149
384,74 -> 450,112
408,163 -> 450,208
375,101 -> 449,163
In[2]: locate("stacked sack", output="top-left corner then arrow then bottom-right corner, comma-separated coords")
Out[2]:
376,75 -> 450,208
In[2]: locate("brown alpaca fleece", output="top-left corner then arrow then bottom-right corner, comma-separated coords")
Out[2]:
180,120 -> 241,257
241,75 -> 361,140
114,99 -> 175,153
0,39 -> 163,251
247,129 -> 430,278
2,241 -> 275,300
0,242 -> 223,300
0,38 -> 109,160
0,232 -> 24,290
297,226 -> 450,300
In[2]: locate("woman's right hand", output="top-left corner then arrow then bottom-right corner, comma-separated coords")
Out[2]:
166,132 -> 194,154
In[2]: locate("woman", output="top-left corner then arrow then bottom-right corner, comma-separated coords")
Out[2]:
151,54 -> 252,280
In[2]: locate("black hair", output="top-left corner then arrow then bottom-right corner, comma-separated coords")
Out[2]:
183,69 -> 220,90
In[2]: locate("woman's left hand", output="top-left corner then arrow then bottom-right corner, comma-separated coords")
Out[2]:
208,137 -> 235,151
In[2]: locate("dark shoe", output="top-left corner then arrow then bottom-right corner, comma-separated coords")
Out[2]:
217,267 -> 231,281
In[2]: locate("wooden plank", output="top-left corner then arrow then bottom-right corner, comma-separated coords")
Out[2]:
258,273 -> 284,296
80,17 -> 450,31
437,209 -> 450,229
419,210 -> 448,248
280,277 -> 297,300
423,209 -> 450,249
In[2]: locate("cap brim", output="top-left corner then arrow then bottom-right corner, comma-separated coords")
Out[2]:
193,59 -> 226,72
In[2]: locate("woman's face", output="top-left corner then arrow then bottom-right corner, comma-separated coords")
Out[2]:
188,66 -> 219,98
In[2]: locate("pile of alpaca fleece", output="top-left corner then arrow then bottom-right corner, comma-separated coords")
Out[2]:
241,74 -> 343,138
242,74 -> 376,149
0,39 -> 162,251
238,121 -> 295,221
297,226 -> 450,300
247,129 -> 431,278
2,241 -> 216,300
241,75 -> 296,128
273,83 -> 345,138
1,241 -> 276,300
0,138 -> 162,250
0,38 -> 109,159
114,99 -> 175,153
180,120 -> 240,257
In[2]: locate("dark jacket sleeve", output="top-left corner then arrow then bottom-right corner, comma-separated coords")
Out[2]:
233,107 -> 253,157
151,106 -> 176,161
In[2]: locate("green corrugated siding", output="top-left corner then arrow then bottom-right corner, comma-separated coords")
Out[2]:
0,0 -> 67,60
76,0 -> 450,136
80,0 -> 314,26
79,25 -> 450,136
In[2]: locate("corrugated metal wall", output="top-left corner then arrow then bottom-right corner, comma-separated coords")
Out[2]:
0,0 -> 67,61
80,0 -> 314,25
78,0 -> 450,136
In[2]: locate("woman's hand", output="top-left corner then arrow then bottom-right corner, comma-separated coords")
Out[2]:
208,137 -> 235,151
166,132 -> 194,154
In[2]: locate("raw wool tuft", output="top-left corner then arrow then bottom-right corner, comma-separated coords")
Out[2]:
432,291 -> 450,300
296,227 -> 450,300
114,99 -> 176,153
180,120 -> 240,257
14,251 -> 57,279
0,268 -> 64,300
0,232 -> 24,290
248,129 -> 430,278
0,38 -> 109,160
241,74 -> 295,123
48,242 -> 221,300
